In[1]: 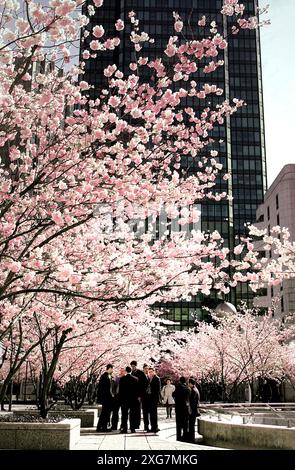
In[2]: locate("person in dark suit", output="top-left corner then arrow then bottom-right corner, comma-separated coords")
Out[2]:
119,366 -> 139,433
130,360 -> 148,429
172,376 -> 190,441
141,364 -> 150,431
111,367 -> 125,431
145,367 -> 161,433
96,364 -> 115,432
187,378 -> 200,443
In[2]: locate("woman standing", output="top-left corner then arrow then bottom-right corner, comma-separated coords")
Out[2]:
161,378 -> 175,418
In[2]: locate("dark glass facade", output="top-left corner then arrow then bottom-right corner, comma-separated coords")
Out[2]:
82,0 -> 267,328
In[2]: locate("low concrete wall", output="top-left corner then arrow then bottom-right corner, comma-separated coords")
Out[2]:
13,409 -> 98,428
199,418 -> 295,450
54,403 -> 102,417
251,412 -> 295,427
0,418 -> 80,450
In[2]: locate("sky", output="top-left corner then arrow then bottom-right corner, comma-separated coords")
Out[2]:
260,0 -> 295,187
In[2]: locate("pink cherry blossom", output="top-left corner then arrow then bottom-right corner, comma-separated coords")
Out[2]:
108,95 -> 120,107
8,261 -> 22,273
55,0 -> 76,16
89,40 -> 101,51
174,20 -> 183,33
92,25 -> 104,38
79,81 -> 90,90
69,274 -> 82,284
82,50 -> 90,59
198,16 -> 206,26
52,211 -> 64,225
165,44 -> 177,57
93,0 -> 103,7
104,64 -> 117,77
234,244 -> 244,255
115,19 -> 124,31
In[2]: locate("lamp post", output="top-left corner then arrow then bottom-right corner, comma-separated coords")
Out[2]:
215,301 -> 237,401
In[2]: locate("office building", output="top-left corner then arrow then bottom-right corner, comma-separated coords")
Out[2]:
82,0 -> 267,327
254,164 -> 295,321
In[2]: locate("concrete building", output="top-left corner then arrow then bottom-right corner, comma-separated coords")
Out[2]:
254,164 -> 295,321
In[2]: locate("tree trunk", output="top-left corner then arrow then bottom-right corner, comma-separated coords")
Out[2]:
37,330 -> 70,418
0,373 -> 14,407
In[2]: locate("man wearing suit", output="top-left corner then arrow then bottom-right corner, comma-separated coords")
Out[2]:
141,364 -> 150,432
130,360 -> 148,429
119,366 -> 139,433
145,367 -> 161,433
96,364 -> 115,432
172,376 -> 190,441
111,367 -> 125,431
187,378 -> 201,443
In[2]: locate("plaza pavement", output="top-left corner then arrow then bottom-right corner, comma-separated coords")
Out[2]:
2,404 -> 225,450
76,409 -> 224,450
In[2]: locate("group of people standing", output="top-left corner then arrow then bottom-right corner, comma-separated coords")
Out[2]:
97,361 -> 161,434
96,361 -> 200,443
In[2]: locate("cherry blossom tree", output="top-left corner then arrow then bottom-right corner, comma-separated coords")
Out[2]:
20,304 -> 159,416
0,0 -> 269,412
282,342 -> 295,396
0,1 -> 253,309
245,225 -> 295,290
160,308 -> 290,402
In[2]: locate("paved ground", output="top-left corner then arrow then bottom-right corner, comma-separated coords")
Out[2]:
76,410 -> 224,451
2,404 -> 225,450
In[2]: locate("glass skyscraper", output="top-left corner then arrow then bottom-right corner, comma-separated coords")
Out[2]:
81,0 -> 267,328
